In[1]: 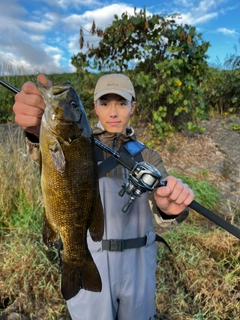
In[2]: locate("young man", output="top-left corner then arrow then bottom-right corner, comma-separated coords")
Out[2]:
13,73 -> 194,320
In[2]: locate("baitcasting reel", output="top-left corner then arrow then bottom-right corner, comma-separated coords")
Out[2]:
118,162 -> 166,213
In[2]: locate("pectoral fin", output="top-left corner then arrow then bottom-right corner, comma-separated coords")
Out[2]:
89,195 -> 104,242
49,140 -> 66,173
42,215 -> 59,247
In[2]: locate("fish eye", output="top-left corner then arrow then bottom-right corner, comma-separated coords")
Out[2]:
71,101 -> 79,109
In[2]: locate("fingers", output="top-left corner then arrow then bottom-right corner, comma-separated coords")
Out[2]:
164,176 -> 194,207
12,74 -> 51,135
154,176 -> 194,215
13,104 -> 43,131
15,84 -> 46,111
37,74 -> 52,87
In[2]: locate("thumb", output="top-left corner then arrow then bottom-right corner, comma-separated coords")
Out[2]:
37,73 -> 52,87
155,185 -> 171,199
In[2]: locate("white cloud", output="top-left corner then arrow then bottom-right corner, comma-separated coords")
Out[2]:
0,0 -> 27,18
64,4 -> 138,56
0,0 -> 238,75
40,0 -> 101,9
0,0 -> 68,74
28,35 -> 45,42
18,19 -> 55,33
172,0 -> 230,26
217,28 -> 238,36
62,4 -> 137,31
197,0 -> 218,13
173,0 -> 192,7
175,12 -> 218,25
43,44 -> 63,56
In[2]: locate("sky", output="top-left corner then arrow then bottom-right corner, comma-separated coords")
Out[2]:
0,0 -> 239,75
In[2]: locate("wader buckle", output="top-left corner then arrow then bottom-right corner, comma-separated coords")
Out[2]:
105,239 -> 123,251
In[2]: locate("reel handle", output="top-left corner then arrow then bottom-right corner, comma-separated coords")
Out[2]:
122,196 -> 135,213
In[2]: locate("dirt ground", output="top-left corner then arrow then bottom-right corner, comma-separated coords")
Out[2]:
137,115 -> 240,219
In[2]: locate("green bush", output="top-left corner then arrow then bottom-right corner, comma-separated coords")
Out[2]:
73,10 -> 210,136
203,67 -> 240,114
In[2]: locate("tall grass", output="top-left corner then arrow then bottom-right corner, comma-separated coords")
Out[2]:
0,127 -> 70,319
156,226 -> 240,319
0,62 -> 38,123
0,61 -> 28,77
0,126 -> 42,230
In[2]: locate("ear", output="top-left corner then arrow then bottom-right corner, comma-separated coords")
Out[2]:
94,101 -> 98,116
130,102 -> 136,115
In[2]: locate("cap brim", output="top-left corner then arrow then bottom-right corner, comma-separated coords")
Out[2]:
94,89 -> 132,101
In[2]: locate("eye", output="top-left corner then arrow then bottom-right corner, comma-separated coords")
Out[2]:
71,101 -> 79,109
119,102 -> 127,107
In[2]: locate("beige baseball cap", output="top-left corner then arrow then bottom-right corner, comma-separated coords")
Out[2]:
94,74 -> 135,101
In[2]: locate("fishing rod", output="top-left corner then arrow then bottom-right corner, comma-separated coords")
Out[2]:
1,77 -> 240,239
90,140 -> 240,240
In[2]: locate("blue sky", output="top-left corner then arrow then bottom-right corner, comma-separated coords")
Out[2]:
0,0 -> 239,74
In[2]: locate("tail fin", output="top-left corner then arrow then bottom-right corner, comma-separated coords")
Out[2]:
61,251 -> 102,300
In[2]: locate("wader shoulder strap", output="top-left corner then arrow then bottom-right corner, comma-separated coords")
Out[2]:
95,137 -> 147,178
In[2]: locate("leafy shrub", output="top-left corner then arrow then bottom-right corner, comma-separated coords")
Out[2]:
72,9 -> 210,136
203,67 -> 240,114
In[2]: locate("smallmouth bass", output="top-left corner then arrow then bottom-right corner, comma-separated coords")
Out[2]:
37,80 -> 104,300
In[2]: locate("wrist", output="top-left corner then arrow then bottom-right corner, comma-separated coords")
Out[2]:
157,207 -> 181,220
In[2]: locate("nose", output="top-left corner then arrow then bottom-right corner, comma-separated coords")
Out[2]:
109,104 -> 118,118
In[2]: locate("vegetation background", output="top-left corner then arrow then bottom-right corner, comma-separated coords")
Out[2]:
0,9 -> 239,320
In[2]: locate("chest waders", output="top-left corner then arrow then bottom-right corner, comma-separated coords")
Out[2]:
95,137 -> 172,253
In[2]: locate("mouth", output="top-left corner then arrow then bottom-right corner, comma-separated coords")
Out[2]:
107,121 -> 121,126
36,81 -> 71,99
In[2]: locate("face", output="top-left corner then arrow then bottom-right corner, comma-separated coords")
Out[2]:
94,94 -> 135,133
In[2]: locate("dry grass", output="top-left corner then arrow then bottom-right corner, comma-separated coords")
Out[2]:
0,122 -> 239,319
0,125 -> 42,229
0,125 -> 70,319
0,231 -> 69,320
156,227 -> 240,320
162,132 -> 240,223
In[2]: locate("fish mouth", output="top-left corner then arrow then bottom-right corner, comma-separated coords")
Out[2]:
38,80 -> 82,124
52,81 -> 72,96
36,80 -> 72,97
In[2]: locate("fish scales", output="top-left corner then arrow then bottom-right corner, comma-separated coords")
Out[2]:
37,80 -> 104,300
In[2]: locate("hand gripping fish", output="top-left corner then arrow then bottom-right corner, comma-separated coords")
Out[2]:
37,80 -> 104,300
